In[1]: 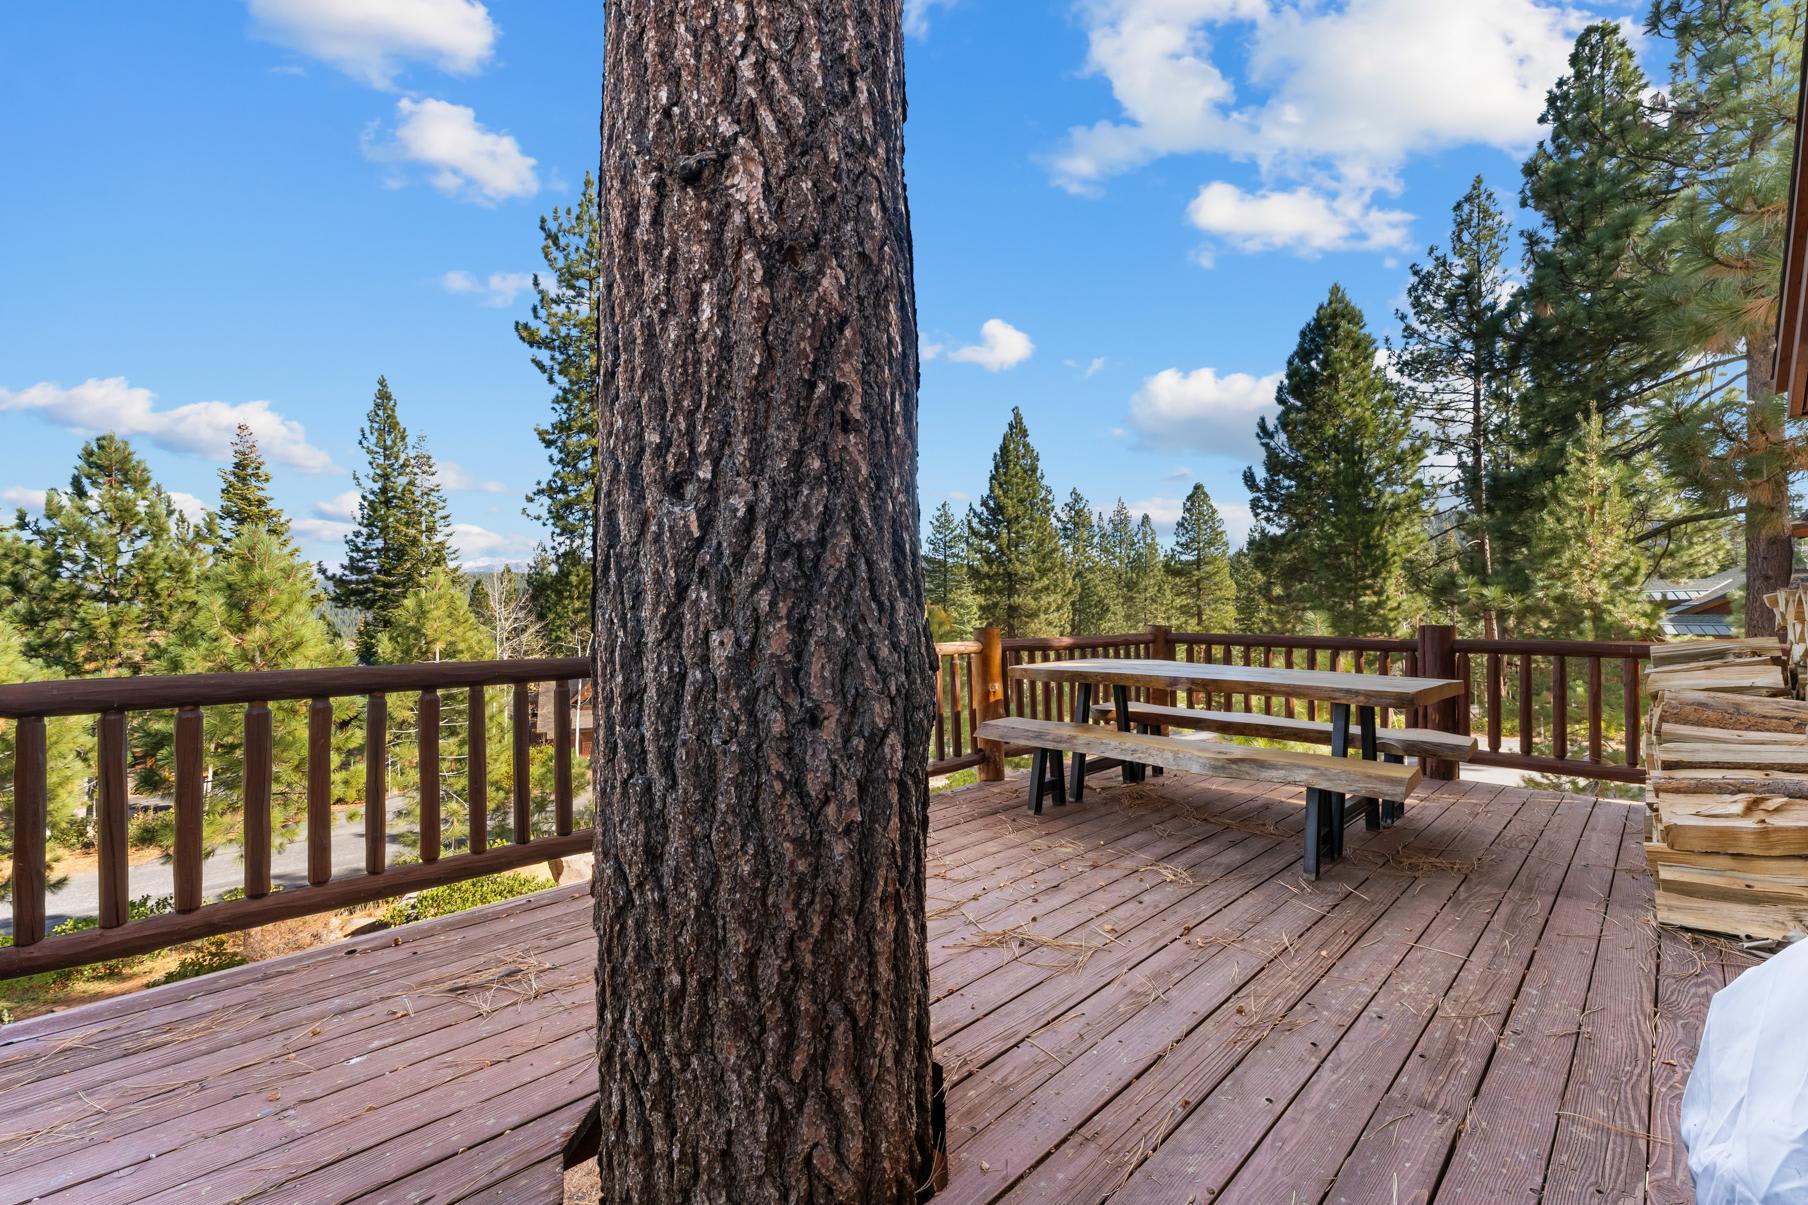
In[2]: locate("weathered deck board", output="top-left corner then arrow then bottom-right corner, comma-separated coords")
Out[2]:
0,773 -> 1750,1203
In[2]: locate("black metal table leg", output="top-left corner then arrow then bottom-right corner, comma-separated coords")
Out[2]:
1112,684 -> 1143,784
1327,702 -> 1350,862
1303,788 -> 1323,879
1026,748 -> 1047,814
1382,751 -> 1405,825
1358,705 -> 1381,832
1070,682 -> 1094,801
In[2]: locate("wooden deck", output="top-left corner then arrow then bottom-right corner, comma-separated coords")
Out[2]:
0,772 -> 1754,1202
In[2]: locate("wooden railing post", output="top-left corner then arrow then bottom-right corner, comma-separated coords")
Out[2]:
975,626 -> 1006,782
1417,623 -> 1459,780
1149,625 -> 1175,715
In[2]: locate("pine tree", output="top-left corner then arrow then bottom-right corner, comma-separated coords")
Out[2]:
1165,483 -> 1236,630
378,568 -> 489,664
922,502 -> 976,633
1244,285 -> 1430,636
1058,490 -> 1114,635
1639,0 -> 1806,635
1525,411 -> 1663,639
1504,21 -> 1685,573
1394,176 -> 1517,636
1098,500 -> 1138,632
333,377 -> 452,660
141,528 -> 345,853
519,174 -> 603,656
214,423 -> 291,549
969,408 -> 1070,636
3,435 -> 206,676
1120,514 -> 1168,628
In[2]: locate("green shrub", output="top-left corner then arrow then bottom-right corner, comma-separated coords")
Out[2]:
380,871 -> 546,927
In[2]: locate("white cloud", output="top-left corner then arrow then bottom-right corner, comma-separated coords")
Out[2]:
1128,366 -> 1282,458
2,486 -> 47,512
450,522 -> 534,562
1186,181 -> 1412,255
947,490 -> 972,503
1085,356 -> 1107,378
442,269 -> 534,307
920,341 -> 945,362
167,491 -> 209,522
1216,502 -> 1254,546
247,0 -> 496,88
0,378 -> 337,474
369,97 -> 538,204
1127,495 -> 1187,532
905,0 -> 960,37
1166,466 -> 1193,481
294,517 -> 355,543
948,319 -> 1034,372
1051,0 -> 1582,258
316,489 -> 360,520
436,461 -> 507,493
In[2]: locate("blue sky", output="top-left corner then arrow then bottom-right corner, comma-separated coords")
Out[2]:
2,0 -> 1641,566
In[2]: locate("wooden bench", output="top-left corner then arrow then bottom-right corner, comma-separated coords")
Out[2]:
1092,701 -> 1477,763
975,716 -> 1421,877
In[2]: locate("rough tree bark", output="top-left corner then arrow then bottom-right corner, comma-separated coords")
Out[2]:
1745,335 -> 1792,638
591,2 -> 936,1202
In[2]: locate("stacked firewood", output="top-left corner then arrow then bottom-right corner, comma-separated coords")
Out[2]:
1645,638 -> 1808,941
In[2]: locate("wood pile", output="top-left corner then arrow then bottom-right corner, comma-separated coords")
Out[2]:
1644,638 -> 1808,940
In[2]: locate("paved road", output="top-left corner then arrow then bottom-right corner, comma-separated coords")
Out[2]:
1,796 -> 416,936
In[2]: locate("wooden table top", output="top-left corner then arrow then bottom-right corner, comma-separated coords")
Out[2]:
1009,657 -> 1465,709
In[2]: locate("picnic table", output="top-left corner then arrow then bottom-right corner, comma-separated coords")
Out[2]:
994,658 -> 1468,876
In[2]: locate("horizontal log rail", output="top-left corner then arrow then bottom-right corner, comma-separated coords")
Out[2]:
4,659 -> 592,977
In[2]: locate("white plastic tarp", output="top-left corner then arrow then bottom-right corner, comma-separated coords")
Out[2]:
1683,939 -> 1808,1204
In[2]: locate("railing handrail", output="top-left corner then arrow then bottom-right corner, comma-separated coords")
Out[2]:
0,657 -> 592,718
1451,636 -> 1653,657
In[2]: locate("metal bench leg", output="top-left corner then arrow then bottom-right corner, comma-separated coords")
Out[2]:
1069,683 -> 1093,802
1326,703 -> 1351,863
1382,751 -> 1405,825
1048,749 -> 1067,807
1027,748 -> 1047,814
1359,705 -> 1381,832
1303,788 -> 1323,879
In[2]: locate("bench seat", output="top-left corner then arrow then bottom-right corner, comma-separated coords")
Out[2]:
975,716 -> 1419,877
1093,701 -> 1476,762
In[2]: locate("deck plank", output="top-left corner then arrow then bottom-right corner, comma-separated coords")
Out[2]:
0,773 -> 1743,1204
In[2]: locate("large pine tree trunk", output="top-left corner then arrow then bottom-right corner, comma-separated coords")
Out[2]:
1745,337 -> 1792,638
591,3 -> 935,1201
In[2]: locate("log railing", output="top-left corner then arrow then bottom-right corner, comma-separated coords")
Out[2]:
1,658 -> 590,977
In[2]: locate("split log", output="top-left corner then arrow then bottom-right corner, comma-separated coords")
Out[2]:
1644,662 -> 1787,697
1647,636 -> 1782,670
1654,889 -> 1808,940
1646,843 -> 1808,906
1651,723 -> 1808,747
1649,743 -> 1808,772
1651,689 -> 1808,736
1654,791 -> 1808,853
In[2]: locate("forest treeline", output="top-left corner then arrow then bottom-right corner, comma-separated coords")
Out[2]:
929,8 -> 1803,643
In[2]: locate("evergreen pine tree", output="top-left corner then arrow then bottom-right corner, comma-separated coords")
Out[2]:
1244,285 -> 1430,636
1099,499 -> 1138,632
1058,489 -> 1114,635
519,174 -> 603,655
1394,176 -> 1517,636
141,528 -> 346,852
969,408 -> 1070,636
922,501 -> 976,633
1120,514 -> 1168,628
1165,483 -> 1236,630
333,377 -> 452,660
214,423 -> 291,549
1504,20 -> 1685,572
1525,411 -> 1663,639
378,568 -> 489,664
3,434 -> 206,676
1639,0 -> 1806,634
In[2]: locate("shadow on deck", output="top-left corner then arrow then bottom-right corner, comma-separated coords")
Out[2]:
0,772 -> 1752,1203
